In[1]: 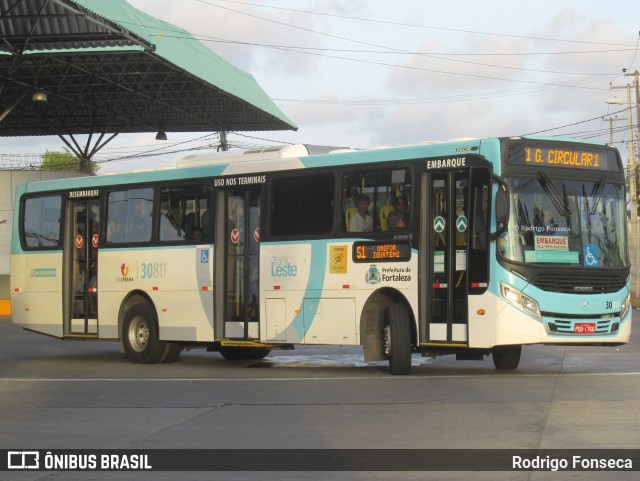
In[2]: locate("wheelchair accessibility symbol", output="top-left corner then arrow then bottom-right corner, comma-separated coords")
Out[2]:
200,249 -> 209,264
583,244 -> 599,267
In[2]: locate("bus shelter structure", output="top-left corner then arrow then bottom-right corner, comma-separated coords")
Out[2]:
0,0 -> 297,171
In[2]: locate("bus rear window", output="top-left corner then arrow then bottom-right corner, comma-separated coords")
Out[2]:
22,195 -> 62,249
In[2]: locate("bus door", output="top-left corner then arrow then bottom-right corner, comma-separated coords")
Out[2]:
421,167 -> 491,345
217,188 -> 261,340
423,169 -> 471,344
66,197 -> 100,336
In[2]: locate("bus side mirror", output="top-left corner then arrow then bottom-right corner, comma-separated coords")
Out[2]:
490,178 -> 509,241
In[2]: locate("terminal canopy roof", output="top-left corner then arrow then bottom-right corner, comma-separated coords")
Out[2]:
0,0 -> 297,139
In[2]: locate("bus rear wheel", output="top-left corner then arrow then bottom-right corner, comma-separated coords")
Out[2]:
492,345 -> 521,370
122,300 -> 166,364
160,342 -> 183,363
384,304 -> 412,375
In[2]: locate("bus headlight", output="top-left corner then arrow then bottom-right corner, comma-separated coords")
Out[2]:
621,293 -> 631,320
500,283 -> 541,320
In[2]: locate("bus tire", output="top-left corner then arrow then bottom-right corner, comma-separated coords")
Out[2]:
122,301 -> 166,364
492,345 -> 521,370
160,342 -> 182,363
219,347 -> 271,360
385,303 -> 412,375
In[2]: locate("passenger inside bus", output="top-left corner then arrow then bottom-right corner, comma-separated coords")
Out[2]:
189,227 -> 204,242
348,194 -> 373,232
386,196 -> 409,231
184,212 -> 196,238
160,201 -> 185,240
200,210 -> 209,237
343,186 -> 360,212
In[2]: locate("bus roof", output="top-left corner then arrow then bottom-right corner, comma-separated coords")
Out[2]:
17,136 -> 613,194
176,144 -> 352,167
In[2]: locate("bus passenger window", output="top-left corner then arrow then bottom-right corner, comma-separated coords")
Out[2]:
22,195 -> 62,248
158,185 -> 212,243
106,188 -> 153,243
270,173 -> 335,236
342,168 -> 411,233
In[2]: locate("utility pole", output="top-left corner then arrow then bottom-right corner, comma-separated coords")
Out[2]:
624,69 -> 640,169
622,68 -> 640,300
218,131 -> 229,152
603,116 -> 624,145
609,78 -> 638,219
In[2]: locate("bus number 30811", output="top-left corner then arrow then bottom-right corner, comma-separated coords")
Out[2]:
605,301 -> 621,310
140,262 -> 167,279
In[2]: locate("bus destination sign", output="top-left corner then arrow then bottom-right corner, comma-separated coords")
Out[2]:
507,144 -> 619,171
353,241 -> 412,263
69,189 -> 99,199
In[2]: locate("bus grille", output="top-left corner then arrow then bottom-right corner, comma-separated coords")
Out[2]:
551,319 -> 614,334
531,273 -> 626,294
545,317 -> 619,336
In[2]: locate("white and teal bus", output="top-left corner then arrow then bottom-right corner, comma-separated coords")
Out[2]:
10,137 -> 631,374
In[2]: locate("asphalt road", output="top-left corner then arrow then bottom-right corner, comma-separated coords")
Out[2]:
1,312 -> 639,481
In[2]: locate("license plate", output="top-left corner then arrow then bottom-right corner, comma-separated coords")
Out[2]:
574,323 -> 596,334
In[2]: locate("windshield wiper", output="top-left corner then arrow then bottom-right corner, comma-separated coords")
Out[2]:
537,171 -> 569,217
582,184 -> 592,243
588,176 -> 606,216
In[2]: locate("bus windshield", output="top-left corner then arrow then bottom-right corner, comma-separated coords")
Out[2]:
499,175 -> 629,268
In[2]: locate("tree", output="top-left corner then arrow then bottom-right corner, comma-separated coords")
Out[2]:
40,148 -> 99,174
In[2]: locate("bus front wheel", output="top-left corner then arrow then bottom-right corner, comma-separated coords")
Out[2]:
492,345 -> 521,370
122,301 -> 166,364
384,304 -> 412,375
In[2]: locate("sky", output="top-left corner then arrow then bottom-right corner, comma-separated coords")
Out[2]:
3,0 -> 640,172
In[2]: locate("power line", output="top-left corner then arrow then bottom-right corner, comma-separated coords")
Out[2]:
267,46 -> 612,91
94,3 -> 636,155
110,8 -> 628,107
157,33 -> 635,61
120,18 -> 637,60
193,1 -> 623,80
136,28 -> 620,103
230,131 -> 296,145
94,132 -> 294,164
203,0 -> 636,48
273,75 -> 611,106
186,1 -> 622,100
521,106 -> 632,136
95,133 -> 219,163
627,32 -> 640,69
